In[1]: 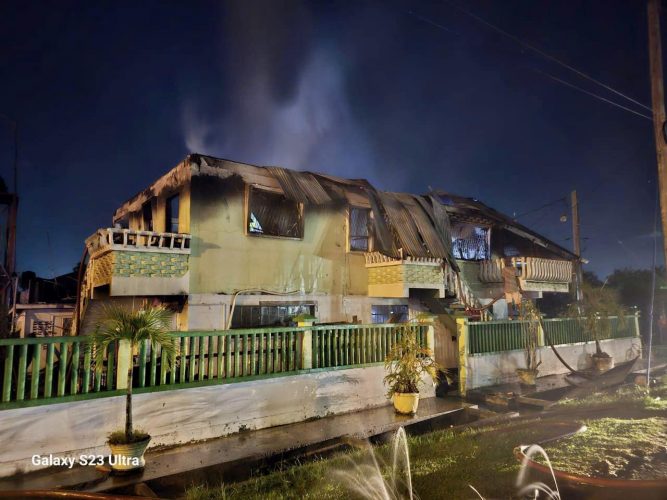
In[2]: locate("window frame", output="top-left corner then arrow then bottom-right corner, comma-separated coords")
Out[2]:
165,192 -> 180,234
244,185 -> 305,240
347,206 -> 374,253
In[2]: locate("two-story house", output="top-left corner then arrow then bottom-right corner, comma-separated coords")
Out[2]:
77,154 -> 576,355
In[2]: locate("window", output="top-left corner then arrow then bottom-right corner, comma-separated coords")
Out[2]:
141,200 -> 153,231
166,194 -> 180,233
231,304 -> 315,328
32,320 -> 54,337
247,187 -> 303,239
451,222 -> 490,260
371,305 -> 409,324
349,207 -> 372,252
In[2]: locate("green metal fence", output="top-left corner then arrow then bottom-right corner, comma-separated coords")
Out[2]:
468,315 -> 638,355
0,336 -> 116,405
311,323 -> 427,369
0,322 -> 427,410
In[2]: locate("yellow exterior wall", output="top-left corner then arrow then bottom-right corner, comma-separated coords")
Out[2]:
188,175 -> 367,296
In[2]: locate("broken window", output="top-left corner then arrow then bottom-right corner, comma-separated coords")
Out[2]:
451,222 -> 490,260
349,207 -> 372,252
165,194 -> 180,233
247,187 -> 303,239
371,304 -> 409,324
141,200 -> 153,231
231,304 -> 315,328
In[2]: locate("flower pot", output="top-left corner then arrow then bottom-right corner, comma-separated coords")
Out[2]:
108,436 -> 150,472
393,392 -> 419,415
592,353 -> 614,372
516,368 -> 538,386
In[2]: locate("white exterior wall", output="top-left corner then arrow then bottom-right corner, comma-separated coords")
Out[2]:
0,366 -> 435,478
465,337 -> 641,390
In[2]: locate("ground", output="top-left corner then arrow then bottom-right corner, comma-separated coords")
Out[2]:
185,380 -> 667,500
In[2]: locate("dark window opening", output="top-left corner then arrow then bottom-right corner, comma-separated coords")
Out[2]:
231,304 -> 315,328
247,188 -> 303,239
349,207 -> 372,252
451,222 -> 490,260
115,216 -> 129,229
371,305 -> 409,324
32,320 -> 54,337
141,200 -> 153,231
166,194 -> 180,233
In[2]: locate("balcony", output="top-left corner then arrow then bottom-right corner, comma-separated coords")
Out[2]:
85,228 -> 191,296
478,256 -> 572,292
364,252 -> 445,298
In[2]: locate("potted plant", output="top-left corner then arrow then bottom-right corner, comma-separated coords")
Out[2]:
91,305 -> 176,472
566,282 -> 626,372
384,328 -> 439,415
516,300 -> 542,386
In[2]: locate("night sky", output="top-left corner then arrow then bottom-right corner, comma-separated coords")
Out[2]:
0,0 -> 661,279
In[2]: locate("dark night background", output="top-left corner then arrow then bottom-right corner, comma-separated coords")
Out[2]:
0,0 -> 661,279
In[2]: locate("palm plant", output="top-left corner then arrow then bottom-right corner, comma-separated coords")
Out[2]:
91,305 -> 177,443
384,330 -> 439,397
518,299 -> 542,372
566,282 -> 626,357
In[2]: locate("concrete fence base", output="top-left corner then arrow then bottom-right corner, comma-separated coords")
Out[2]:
0,365 -> 435,478
464,337 -> 641,390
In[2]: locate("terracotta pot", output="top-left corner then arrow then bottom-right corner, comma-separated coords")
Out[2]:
108,436 -> 150,471
516,368 -> 538,386
592,353 -> 614,372
393,392 -> 419,415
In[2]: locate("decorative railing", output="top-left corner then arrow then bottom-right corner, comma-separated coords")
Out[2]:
312,323 -> 427,369
479,258 -> 505,283
0,322 -> 431,410
0,336 -> 116,406
85,228 -> 191,258
364,252 -> 445,298
467,315 -> 639,355
510,257 -> 572,283
444,265 -> 492,321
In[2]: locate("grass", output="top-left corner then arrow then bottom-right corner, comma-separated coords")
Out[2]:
186,380 -> 667,499
185,422 -> 549,500
542,417 -> 667,479
555,378 -> 667,412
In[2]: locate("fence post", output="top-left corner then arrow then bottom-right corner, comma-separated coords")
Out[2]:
633,313 -> 641,338
456,317 -> 469,396
116,340 -> 132,390
537,319 -> 546,347
297,316 -> 316,370
418,313 -> 437,352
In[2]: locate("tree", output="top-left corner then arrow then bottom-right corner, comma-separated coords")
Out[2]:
91,305 -> 177,443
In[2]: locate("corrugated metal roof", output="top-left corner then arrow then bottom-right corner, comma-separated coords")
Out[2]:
267,167 -> 336,205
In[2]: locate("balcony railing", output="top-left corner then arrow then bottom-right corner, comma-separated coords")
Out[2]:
85,228 -> 191,258
364,252 -> 445,298
511,257 -> 572,283
478,257 -> 572,285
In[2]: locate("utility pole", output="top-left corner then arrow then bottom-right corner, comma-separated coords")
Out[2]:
571,190 -> 583,302
648,0 -> 667,263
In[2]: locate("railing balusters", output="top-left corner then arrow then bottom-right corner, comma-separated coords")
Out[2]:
160,344 -> 168,385
70,342 -> 80,395
2,346 -> 13,402
82,346 -> 91,394
217,336 -> 224,378
235,334 -> 241,377
251,333 -> 257,376
30,343 -> 41,399
57,342 -> 67,397
188,337 -> 196,382
138,341 -> 147,388
198,335 -> 206,381
150,342 -> 158,386
46,344 -> 55,396
178,337 -> 186,383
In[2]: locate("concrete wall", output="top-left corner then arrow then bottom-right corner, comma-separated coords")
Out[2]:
0,366 -> 435,478
464,337 -> 642,390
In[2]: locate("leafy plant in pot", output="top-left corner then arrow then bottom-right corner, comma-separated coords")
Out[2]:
565,282 -> 626,372
91,305 -> 177,472
516,300 -> 542,386
384,328 -> 439,415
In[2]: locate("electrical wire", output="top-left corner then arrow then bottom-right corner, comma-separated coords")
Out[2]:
535,70 -> 653,121
513,197 -> 567,219
441,0 -> 652,113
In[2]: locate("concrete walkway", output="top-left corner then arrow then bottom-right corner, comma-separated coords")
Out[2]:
0,397 -> 474,495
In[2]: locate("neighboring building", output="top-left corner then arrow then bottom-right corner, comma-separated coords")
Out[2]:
76,154 -> 576,346
15,303 -> 74,338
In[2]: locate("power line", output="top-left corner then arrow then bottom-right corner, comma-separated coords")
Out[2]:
441,0 -> 652,113
535,70 -> 653,121
513,197 -> 567,219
